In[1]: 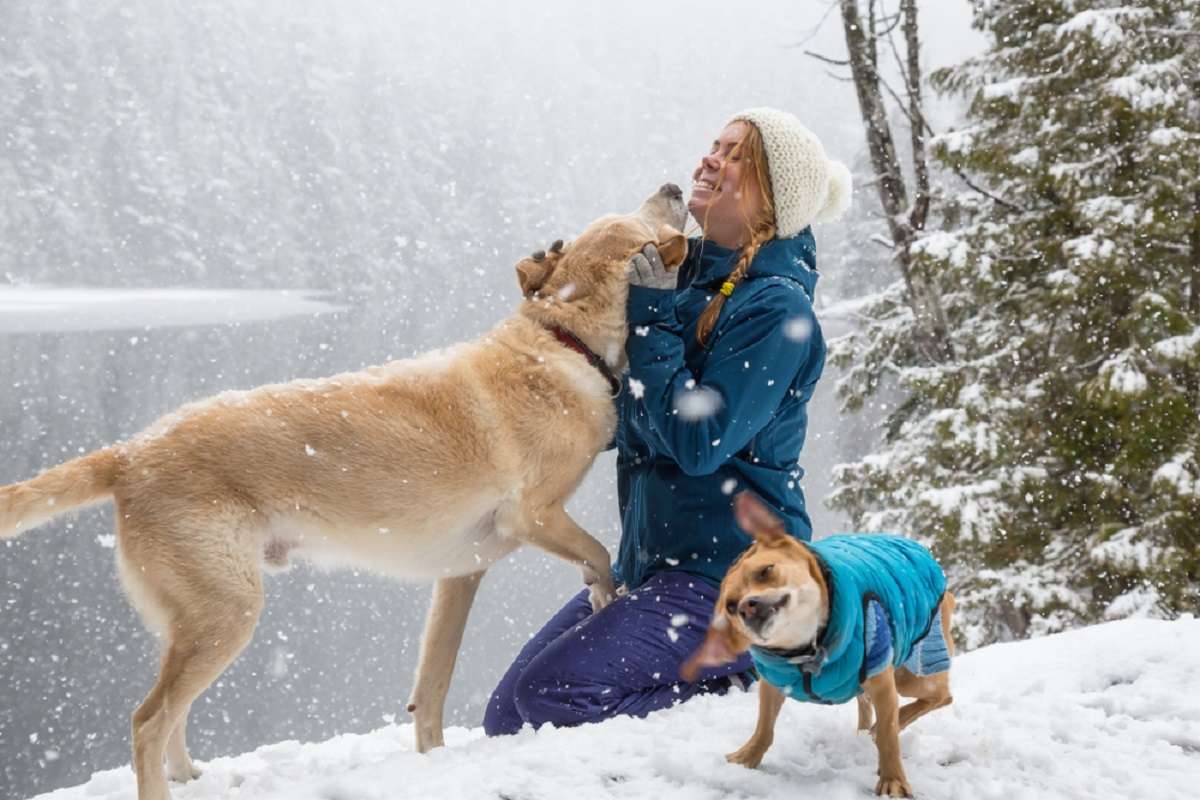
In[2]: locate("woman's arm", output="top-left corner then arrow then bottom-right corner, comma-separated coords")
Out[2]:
624,280 -> 814,475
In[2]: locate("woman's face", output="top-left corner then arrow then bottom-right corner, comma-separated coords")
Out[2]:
688,120 -> 765,247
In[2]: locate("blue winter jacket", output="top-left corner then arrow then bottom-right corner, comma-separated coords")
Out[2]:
750,535 -> 946,705
614,231 -> 826,590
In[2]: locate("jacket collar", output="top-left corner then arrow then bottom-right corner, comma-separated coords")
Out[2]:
685,227 -> 819,298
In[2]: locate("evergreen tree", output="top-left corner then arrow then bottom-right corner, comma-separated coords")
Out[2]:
830,0 -> 1199,646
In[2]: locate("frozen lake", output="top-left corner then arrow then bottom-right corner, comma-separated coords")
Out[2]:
0,287 -> 344,333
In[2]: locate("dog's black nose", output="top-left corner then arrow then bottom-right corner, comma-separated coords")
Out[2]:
660,182 -> 683,200
739,595 -> 775,625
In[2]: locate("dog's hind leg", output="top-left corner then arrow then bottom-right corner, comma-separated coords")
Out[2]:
165,703 -> 199,782
120,531 -> 263,800
893,669 -> 953,731
408,570 -> 485,754
893,594 -> 955,732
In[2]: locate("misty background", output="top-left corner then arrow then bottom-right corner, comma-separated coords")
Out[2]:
1,2 -> 981,797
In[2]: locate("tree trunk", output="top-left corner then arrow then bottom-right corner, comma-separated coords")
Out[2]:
839,0 -> 953,363
1186,187 -> 1200,406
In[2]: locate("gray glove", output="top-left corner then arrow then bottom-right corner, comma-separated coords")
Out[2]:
627,243 -> 676,290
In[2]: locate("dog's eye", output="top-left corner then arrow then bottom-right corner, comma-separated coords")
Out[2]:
756,564 -> 774,582
725,599 -> 738,615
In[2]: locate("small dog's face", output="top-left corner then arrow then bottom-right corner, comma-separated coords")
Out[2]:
681,493 -> 829,680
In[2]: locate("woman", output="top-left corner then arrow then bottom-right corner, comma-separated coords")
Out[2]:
483,107 -> 852,735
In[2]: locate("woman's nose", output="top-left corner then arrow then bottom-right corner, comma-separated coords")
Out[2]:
701,153 -> 721,172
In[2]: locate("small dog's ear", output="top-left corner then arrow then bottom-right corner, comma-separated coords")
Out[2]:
680,615 -> 742,682
515,240 -> 566,296
656,224 -> 688,269
734,491 -> 790,546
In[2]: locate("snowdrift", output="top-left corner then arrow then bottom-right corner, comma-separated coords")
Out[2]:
30,617 -> 1199,800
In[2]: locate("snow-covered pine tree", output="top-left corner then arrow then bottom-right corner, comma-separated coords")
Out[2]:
829,0 -> 1199,647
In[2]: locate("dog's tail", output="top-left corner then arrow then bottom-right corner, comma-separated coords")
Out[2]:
1,448 -> 121,539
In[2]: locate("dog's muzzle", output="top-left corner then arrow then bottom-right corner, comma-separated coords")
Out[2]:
738,593 -> 789,634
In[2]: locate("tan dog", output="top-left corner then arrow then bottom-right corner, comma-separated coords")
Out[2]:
1,184 -> 687,800
682,493 -> 955,798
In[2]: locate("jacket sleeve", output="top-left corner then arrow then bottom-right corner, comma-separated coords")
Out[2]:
624,281 -> 813,476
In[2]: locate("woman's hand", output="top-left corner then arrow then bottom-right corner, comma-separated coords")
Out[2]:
627,244 -> 676,291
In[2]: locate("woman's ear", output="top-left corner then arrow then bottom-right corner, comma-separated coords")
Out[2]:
656,225 -> 688,269
515,240 -> 565,296
680,614 -> 744,682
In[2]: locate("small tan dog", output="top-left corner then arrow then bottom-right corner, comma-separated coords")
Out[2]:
682,493 -> 954,798
1,184 -> 687,800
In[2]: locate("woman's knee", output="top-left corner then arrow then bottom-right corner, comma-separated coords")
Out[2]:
511,658 -> 598,730
482,673 -> 527,737
510,663 -> 554,729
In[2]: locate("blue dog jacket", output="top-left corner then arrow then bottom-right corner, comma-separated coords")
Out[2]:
749,534 -> 947,705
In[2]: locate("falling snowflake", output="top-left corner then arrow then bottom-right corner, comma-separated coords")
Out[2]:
784,316 -> 813,342
676,387 -> 722,420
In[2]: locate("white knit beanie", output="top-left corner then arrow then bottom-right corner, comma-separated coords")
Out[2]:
732,107 -> 853,239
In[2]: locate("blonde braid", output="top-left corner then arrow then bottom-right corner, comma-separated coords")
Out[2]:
693,119 -> 777,346
695,222 -> 776,346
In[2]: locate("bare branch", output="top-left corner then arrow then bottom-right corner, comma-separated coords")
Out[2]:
953,170 -> 1025,213
784,1 -> 841,49
1146,27 -> 1200,38
804,49 -> 851,66
823,69 -> 858,83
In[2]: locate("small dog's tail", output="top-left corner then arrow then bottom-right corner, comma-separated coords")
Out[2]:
1,448 -> 121,539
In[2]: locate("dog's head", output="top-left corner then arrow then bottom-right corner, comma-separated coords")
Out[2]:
515,183 -> 688,308
680,492 -> 830,681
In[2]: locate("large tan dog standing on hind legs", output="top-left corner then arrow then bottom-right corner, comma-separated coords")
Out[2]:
1,184 -> 687,800
682,492 -> 955,798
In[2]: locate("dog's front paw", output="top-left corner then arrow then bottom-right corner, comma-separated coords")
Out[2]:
414,726 -> 445,754
725,742 -> 768,769
588,580 -> 616,613
875,774 -> 913,797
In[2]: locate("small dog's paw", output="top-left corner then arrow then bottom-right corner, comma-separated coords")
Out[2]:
725,744 -> 766,769
875,775 -> 913,797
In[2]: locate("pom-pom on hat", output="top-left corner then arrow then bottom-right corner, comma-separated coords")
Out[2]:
732,107 -> 853,238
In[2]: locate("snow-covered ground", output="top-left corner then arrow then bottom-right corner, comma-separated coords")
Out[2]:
28,617 -> 1199,800
0,287 -> 342,333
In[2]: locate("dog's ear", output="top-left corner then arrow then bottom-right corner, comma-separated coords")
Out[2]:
515,239 -> 565,296
656,224 -> 688,269
680,614 -> 742,682
734,491 -> 790,546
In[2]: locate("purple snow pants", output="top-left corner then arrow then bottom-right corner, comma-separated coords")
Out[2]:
483,570 -> 755,735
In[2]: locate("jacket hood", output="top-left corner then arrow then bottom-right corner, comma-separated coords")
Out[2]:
687,227 -> 818,299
